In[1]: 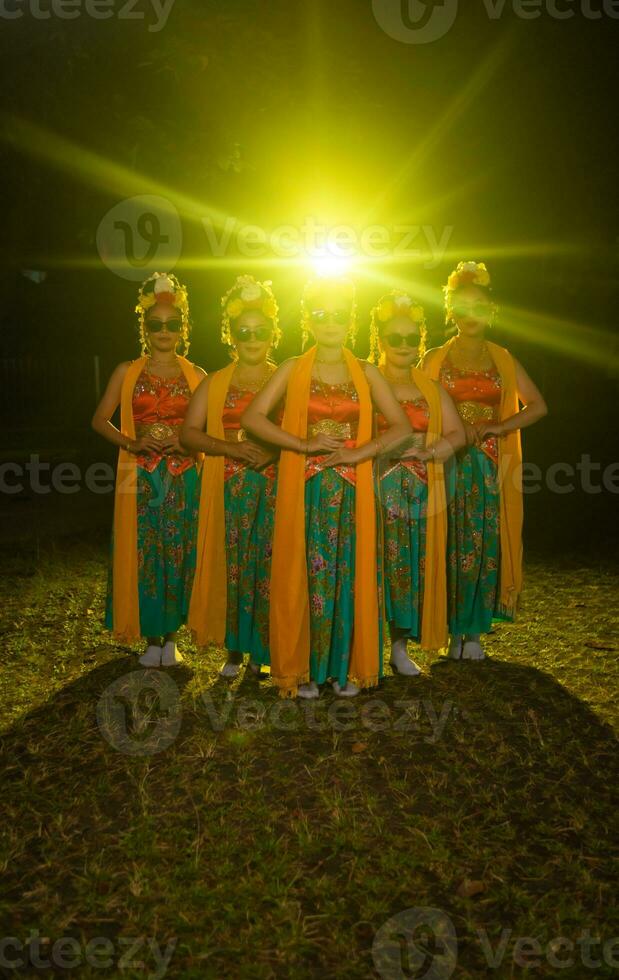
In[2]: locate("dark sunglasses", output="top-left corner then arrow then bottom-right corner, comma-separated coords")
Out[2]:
233,325 -> 272,342
451,302 -> 492,318
385,331 -> 421,348
309,309 -> 350,325
146,318 -> 183,333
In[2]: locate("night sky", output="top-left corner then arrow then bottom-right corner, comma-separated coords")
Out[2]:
1,0 -> 618,550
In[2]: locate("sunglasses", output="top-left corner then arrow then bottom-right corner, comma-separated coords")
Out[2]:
146,318 -> 183,333
233,325 -> 272,342
384,332 -> 421,348
309,309 -> 351,325
451,303 -> 493,318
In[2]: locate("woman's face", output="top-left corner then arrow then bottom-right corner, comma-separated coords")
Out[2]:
306,287 -> 352,348
231,310 -> 273,366
380,314 -> 421,371
450,284 -> 494,339
144,301 -> 183,354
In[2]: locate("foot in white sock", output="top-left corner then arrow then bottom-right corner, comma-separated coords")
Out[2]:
462,635 -> 485,660
139,645 -> 161,667
390,638 -> 421,676
448,635 -> 463,660
297,681 -> 320,699
332,680 -> 360,697
161,641 -> 184,666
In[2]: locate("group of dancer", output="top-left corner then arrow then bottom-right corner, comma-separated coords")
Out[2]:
92,261 -> 547,698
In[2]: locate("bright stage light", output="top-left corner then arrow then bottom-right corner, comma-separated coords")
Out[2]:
309,247 -> 353,278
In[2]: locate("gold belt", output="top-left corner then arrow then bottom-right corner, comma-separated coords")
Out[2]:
308,419 -> 353,439
457,402 -> 495,425
224,428 -> 247,442
136,421 -> 176,440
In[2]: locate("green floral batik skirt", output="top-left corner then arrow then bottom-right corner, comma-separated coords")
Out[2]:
380,463 -> 427,640
445,445 -> 512,635
105,460 -> 199,638
223,466 -> 277,665
304,466 -> 383,687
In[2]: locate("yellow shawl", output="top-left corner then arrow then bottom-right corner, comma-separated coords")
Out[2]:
379,364 -> 448,650
112,354 -> 204,642
269,346 -> 379,697
423,338 -> 523,615
187,360 -> 238,647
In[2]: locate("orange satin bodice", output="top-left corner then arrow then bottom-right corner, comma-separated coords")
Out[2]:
306,380 -> 360,485
377,396 -> 429,483
132,367 -> 194,475
439,359 -> 502,408
222,384 -> 278,481
439,357 -> 502,462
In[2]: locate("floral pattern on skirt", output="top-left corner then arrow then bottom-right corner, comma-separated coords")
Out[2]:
105,459 -> 199,638
380,463 -> 427,640
445,445 -> 512,635
224,466 -> 277,664
305,467 -> 383,687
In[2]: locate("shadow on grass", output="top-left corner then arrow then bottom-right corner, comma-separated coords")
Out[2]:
1,650 -> 617,979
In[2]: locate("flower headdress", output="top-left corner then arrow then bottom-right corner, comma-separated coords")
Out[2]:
446,260 -> 491,291
368,290 -> 427,364
443,260 -> 497,331
135,272 -> 191,356
220,275 -> 281,353
300,276 -> 357,351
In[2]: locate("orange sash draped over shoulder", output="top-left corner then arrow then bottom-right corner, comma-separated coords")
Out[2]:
188,360 -> 237,647
269,346 -> 379,698
424,338 -> 523,615
112,355 -> 204,642
409,368 -> 449,650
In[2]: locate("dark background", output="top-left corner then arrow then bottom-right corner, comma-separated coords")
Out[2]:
0,0 -> 617,555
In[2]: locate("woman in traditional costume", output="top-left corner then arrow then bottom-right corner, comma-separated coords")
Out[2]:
422,261 -> 547,660
369,291 -> 465,675
92,272 -> 206,666
242,276 -> 411,699
181,276 -> 281,677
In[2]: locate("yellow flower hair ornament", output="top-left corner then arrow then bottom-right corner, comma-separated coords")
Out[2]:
443,261 -> 497,329
369,290 -> 427,364
220,275 -> 281,353
446,260 -> 491,292
135,271 -> 191,356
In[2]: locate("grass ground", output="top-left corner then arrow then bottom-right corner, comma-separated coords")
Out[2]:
0,535 -> 617,979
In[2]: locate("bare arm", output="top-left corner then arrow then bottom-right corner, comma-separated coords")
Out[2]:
242,359 -> 346,454
403,384 -> 465,463
323,363 -> 411,467
476,358 -> 548,440
91,361 -> 163,455
181,374 -> 285,469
